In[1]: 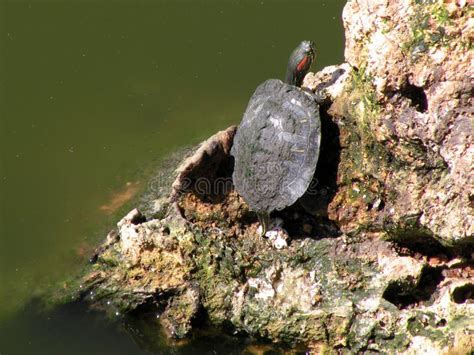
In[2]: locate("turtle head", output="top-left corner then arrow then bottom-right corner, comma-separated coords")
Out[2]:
285,40 -> 315,87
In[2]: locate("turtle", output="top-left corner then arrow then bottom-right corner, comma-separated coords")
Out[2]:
230,40 -> 321,236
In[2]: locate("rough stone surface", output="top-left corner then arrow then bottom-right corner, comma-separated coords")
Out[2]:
71,127 -> 473,353
326,0 -> 474,245
63,1 -> 474,353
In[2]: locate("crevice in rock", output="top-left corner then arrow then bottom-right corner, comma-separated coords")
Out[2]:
273,203 -> 341,239
451,283 -> 474,304
287,108 -> 342,239
298,108 -> 341,218
171,127 -> 237,206
390,230 -> 474,260
181,154 -> 235,204
400,83 -> 428,112
382,266 -> 445,309
390,233 -> 453,259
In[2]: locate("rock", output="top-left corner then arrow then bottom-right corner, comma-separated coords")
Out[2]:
117,208 -> 150,263
171,126 -> 236,203
303,63 -> 352,104
264,227 -> 289,250
160,287 -> 201,339
336,0 -> 473,245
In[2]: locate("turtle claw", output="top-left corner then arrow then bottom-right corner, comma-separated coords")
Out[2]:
257,213 -> 270,237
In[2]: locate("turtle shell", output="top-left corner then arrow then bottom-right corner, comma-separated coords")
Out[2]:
231,79 -> 321,213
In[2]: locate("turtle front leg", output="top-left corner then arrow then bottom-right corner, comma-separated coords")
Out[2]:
302,87 -> 326,106
312,90 -> 326,105
257,212 -> 270,237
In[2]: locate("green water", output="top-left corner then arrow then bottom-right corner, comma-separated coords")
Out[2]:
0,0 -> 345,353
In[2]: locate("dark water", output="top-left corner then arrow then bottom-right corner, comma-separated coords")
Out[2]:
0,0 -> 345,353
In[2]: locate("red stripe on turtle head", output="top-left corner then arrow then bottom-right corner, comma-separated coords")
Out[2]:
296,55 -> 310,72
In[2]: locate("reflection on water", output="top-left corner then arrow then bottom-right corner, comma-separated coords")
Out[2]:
99,181 -> 141,215
0,0 -> 345,352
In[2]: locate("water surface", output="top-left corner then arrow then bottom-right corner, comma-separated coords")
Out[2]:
0,0 -> 345,353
